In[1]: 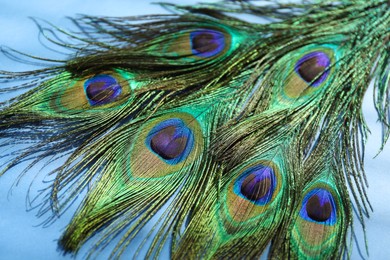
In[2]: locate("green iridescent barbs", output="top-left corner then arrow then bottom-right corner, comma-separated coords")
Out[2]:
0,0 -> 388,259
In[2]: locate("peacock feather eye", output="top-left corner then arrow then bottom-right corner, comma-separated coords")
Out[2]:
306,192 -> 332,222
288,180 -> 346,259
47,69 -> 134,113
271,45 -> 337,105
149,125 -> 187,160
129,112 -> 203,179
223,161 -> 283,224
158,26 -> 238,61
294,51 -> 331,87
189,29 -> 226,58
299,188 -> 337,224
84,74 -> 122,106
234,164 -> 276,205
146,118 -> 194,164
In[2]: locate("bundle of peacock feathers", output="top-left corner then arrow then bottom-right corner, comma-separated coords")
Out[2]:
0,0 -> 389,258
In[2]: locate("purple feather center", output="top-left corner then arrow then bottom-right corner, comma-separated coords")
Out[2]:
84,74 -> 122,106
190,29 -> 225,58
294,51 -> 331,87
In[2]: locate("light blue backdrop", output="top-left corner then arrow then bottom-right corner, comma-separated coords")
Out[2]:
0,0 -> 389,259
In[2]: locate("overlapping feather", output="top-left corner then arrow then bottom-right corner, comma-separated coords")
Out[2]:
0,0 -> 389,259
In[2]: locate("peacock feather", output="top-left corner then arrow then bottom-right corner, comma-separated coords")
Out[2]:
0,0 -> 389,259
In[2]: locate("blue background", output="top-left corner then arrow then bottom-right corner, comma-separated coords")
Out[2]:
0,0 -> 389,259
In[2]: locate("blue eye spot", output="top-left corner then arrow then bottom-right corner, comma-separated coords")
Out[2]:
299,188 -> 337,225
84,74 -> 122,106
190,29 -> 226,58
294,51 -> 331,87
145,118 -> 194,165
234,164 -> 276,205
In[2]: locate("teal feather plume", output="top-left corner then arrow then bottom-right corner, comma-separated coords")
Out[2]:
0,0 -> 389,259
